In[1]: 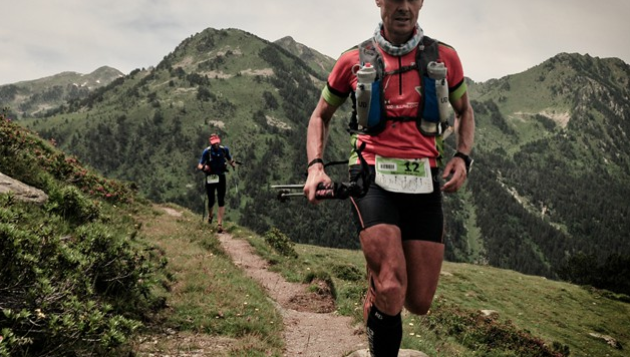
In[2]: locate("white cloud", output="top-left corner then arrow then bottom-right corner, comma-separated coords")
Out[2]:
1,0 -> 628,84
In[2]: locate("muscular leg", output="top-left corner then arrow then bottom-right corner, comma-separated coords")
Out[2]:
403,240 -> 444,315
360,224 -> 406,356
360,224 -> 407,315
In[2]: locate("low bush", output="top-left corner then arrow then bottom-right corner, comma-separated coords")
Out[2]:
263,227 -> 298,258
0,195 -> 165,356
331,263 -> 364,282
46,185 -> 101,225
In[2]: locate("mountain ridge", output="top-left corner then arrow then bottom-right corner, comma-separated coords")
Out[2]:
0,65 -> 123,118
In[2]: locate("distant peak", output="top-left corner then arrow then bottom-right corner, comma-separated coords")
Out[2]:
90,66 -> 124,76
275,36 -> 299,48
277,36 -> 295,42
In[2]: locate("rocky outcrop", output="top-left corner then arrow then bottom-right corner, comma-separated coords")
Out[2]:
0,172 -> 48,204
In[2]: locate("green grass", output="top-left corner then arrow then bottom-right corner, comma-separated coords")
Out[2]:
241,229 -> 629,357
437,263 -> 629,356
134,205 -> 284,356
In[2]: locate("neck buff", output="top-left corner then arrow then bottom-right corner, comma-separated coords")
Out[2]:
373,22 -> 424,57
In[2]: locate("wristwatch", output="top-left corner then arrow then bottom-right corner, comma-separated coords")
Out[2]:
453,152 -> 473,174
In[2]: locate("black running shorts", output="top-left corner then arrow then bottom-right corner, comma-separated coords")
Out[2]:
205,174 -> 227,207
349,166 -> 444,243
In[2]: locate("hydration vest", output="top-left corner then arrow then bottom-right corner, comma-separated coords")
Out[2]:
349,36 -> 451,137
203,145 -> 231,175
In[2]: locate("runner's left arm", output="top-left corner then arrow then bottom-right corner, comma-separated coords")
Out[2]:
225,147 -> 236,168
442,91 -> 475,192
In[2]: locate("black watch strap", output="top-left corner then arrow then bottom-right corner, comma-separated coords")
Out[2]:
307,158 -> 324,168
454,152 -> 473,174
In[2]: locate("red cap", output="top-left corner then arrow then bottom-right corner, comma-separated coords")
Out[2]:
209,134 -> 221,145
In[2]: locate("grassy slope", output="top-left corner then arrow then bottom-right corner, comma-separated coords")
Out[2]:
242,224 -> 629,356
131,204 -> 284,356
134,200 -> 629,356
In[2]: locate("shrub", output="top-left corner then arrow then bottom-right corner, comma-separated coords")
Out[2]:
46,185 -> 101,225
331,263 -> 364,282
0,195 -> 165,356
263,227 -> 298,258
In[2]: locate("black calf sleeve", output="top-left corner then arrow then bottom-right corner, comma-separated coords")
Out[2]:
366,305 -> 402,357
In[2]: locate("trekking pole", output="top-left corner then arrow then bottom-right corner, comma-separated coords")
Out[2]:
272,182 -> 365,202
273,147 -> 371,202
233,160 -> 243,195
201,194 -> 207,223
197,167 -> 207,223
271,184 -> 307,202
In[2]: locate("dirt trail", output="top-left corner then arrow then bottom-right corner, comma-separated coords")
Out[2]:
217,233 -> 367,356
136,206 -> 426,357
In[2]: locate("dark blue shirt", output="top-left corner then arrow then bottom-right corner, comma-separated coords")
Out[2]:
199,145 -> 232,175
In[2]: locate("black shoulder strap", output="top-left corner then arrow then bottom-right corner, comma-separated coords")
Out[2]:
205,145 -> 226,162
417,36 -> 440,76
202,146 -> 212,164
358,39 -> 385,80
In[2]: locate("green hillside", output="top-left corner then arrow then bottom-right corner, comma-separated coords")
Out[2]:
0,112 -> 166,355
466,53 -> 630,279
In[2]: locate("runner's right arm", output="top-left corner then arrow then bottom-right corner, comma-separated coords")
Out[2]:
197,149 -> 211,172
304,96 -> 338,203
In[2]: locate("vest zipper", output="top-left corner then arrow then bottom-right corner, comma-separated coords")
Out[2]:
398,57 -> 403,95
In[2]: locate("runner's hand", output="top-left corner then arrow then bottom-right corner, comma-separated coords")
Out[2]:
441,157 -> 467,193
304,166 -> 332,203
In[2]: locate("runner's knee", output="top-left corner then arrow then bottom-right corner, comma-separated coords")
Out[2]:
405,296 -> 433,315
375,280 -> 405,315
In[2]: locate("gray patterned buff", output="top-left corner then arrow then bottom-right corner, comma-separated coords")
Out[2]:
373,22 -> 424,56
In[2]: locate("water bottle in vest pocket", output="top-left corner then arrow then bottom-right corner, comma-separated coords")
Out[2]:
355,63 -> 382,131
421,61 -> 449,136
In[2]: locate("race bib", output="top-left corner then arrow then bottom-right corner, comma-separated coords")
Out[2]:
375,156 -> 433,194
206,174 -> 220,184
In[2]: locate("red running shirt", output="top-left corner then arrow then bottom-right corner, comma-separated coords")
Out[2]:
322,40 -> 467,167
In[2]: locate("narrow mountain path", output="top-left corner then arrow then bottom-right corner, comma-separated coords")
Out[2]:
217,232 -> 367,356
135,205 -> 426,357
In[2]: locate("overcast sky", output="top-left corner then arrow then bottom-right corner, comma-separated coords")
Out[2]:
1,0 -> 629,85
